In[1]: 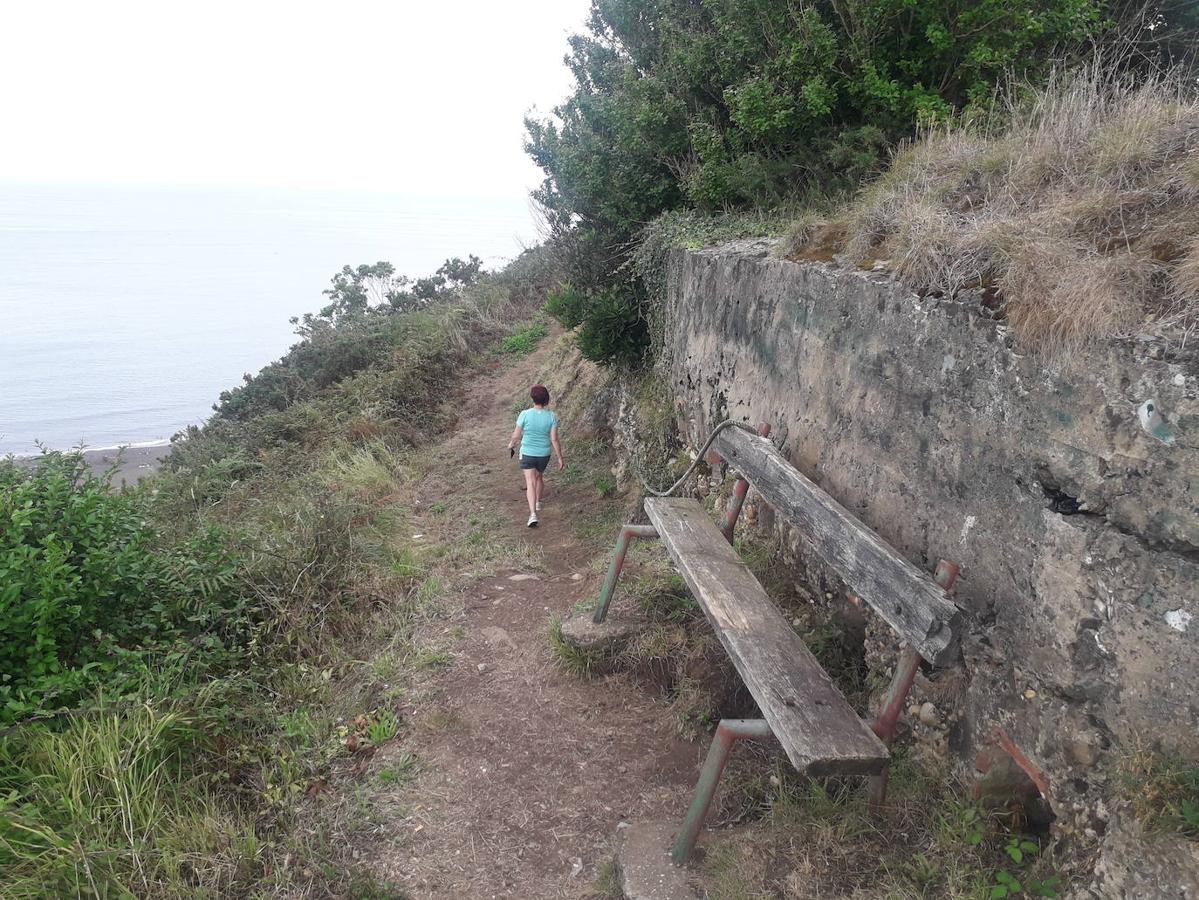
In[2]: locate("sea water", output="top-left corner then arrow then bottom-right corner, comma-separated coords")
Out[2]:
0,182 -> 536,456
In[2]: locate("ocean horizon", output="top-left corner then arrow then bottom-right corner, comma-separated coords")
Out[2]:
0,181 -> 537,457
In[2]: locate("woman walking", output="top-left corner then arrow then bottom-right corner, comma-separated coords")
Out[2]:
507,384 -> 564,527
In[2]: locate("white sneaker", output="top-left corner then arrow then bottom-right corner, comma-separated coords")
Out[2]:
527,514 -> 539,528
536,500 -> 543,511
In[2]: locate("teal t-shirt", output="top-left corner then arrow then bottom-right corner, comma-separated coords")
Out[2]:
517,407 -> 558,457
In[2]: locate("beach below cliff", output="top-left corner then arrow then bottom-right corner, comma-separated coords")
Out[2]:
82,444 -> 169,486
10,443 -> 169,486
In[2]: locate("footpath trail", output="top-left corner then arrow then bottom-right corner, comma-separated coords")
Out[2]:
369,339 -> 700,898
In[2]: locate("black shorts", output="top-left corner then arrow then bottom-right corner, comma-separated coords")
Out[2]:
520,454 -> 550,472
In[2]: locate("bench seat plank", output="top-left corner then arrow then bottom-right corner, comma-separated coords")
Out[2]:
713,429 -> 961,665
643,497 -> 888,776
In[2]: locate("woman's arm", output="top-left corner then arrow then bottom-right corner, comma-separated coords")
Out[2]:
551,426 -> 565,471
507,425 -> 523,452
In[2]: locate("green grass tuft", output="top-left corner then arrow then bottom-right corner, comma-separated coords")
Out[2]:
495,320 -> 548,356
547,616 -> 608,679
376,752 -> 419,787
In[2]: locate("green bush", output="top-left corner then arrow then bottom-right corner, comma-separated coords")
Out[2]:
544,282 -> 586,329
528,0 -> 1121,224
545,280 -> 649,365
0,453 -> 247,724
575,288 -> 649,367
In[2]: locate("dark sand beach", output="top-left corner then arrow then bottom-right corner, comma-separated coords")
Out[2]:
11,444 -> 169,487
82,444 -> 170,486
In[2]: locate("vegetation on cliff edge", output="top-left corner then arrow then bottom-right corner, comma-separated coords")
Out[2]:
0,248 -> 559,898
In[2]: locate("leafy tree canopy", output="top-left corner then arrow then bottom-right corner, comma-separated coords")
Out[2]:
524,0 -> 1188,365
529,0 -> 1116,233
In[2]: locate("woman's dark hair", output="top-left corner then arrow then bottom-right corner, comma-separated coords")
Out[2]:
530,384 -> 550,406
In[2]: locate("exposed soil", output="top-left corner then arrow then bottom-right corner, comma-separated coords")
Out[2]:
365,340 -> 703,898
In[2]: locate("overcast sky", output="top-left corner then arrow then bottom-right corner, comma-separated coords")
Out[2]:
0,1 -> 590,199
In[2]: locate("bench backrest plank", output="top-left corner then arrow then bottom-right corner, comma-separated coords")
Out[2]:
713,428 -> 961,665
644,497 -> 889,776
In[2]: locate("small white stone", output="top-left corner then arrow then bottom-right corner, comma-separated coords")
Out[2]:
919,702 -> 939,726
1165,609 -> 1193,632
477,663 -> 488,674
508,573 -> 540,582
571,573 -> 583,581
1138,399 -> 1175,444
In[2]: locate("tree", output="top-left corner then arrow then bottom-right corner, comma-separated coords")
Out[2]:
437,255 -> 485,287
526,0 -> 1120,365
291,262 -> 409,332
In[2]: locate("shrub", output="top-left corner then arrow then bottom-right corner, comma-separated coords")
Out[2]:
546,281 -> 650,364
544,282 -> 586,329
574,288 -> 650,367
0,453 -> 247,724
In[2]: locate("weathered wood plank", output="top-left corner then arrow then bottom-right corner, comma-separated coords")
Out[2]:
713,428 -> 961,665
643,497 -> 888,776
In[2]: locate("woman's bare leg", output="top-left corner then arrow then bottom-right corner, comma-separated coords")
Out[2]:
524,468 -> 539,518
535,470 -> 545,508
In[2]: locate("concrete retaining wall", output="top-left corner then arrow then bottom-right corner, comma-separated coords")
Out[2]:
661,240 -> 1199,893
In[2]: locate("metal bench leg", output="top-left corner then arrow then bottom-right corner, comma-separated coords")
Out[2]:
592,525 -> 659,623
672,718 -> 775,865
719,423 -> 771,544
867,559 -> 960,811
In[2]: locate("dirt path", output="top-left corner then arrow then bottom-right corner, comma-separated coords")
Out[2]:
368,341 -> 700,898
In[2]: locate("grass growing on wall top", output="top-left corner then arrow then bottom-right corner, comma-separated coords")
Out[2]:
789,62 -> 1199,350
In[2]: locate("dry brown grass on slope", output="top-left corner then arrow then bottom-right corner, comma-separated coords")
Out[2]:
791,64 -> 1199,350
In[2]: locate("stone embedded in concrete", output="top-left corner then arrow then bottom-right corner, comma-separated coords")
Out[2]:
1092,811 -> 1199,898
918,702 -> 940,727
616,822 -> 696,900
558,612 -> 641,654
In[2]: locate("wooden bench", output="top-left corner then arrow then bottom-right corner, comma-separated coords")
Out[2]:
644,497 -> 887,776
592,423 -> 962,865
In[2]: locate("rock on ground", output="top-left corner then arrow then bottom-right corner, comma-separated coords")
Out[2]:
616,822 -> 696,900
558,612 -> 641,654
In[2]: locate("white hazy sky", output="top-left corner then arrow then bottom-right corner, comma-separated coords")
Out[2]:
0,0 -> 590,198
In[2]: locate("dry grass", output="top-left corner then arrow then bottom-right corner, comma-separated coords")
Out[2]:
794,61 -> 1199,350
